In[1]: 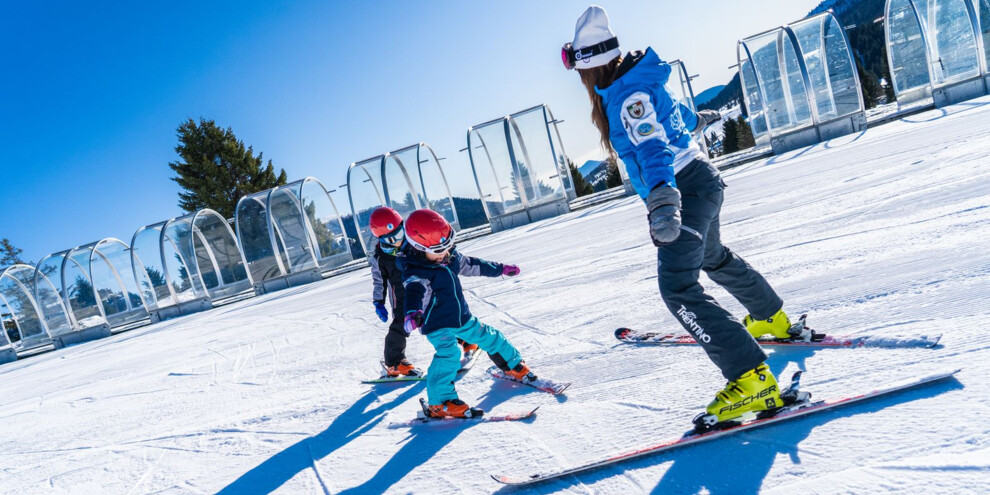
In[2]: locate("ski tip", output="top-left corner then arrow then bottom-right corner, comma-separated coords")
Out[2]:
615,327 -> 633,339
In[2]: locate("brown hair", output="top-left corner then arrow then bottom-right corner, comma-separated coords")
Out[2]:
578,57 -> 621,161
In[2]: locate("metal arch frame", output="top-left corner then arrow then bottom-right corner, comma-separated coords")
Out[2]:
381,145 -> 426,212
130,222 -> 173,310
295,176 -> 354,269
58,246 -> 109,329
266,181 -> 321,275
189,208 -> 255,295
825,10 -> 867,118
737,39 -> 773,141
466,122 -> 509,222
791,10 -> 866,122
416,142 -> 461,228
86,238 -> 149,322
346,156 -> 388,255
975,0 -> 990,75
0,264 -> 55,342
28,261 -> 73,335
507,104 -> 573,205
235,191 -> 289,280
958,0 -> 989,80
33,252 -> 75,331
539,105 -> 576,200
157,220 -> 208,305
668,60 -> 699,112
158,221 -> 206,306
781,25 -> 822,131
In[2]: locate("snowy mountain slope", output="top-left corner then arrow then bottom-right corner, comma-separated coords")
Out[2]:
3,97 -> 990,494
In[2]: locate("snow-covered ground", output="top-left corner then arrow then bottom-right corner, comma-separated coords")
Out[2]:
4,96 -> 990,494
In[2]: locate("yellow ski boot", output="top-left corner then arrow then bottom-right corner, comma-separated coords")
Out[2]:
743,308 -> 792,339
695,364 -> 781,430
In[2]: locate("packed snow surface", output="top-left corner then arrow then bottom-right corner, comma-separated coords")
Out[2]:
4,97 -> 990,494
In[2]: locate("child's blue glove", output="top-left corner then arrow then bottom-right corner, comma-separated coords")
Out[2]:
403,311 -> 424,334
373,301 -> 388,322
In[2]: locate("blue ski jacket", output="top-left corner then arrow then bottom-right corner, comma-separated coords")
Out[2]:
397,247 -> 504,335
594,47 -> 706,199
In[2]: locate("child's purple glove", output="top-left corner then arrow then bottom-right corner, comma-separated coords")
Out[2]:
403,310 -> 424,334
502,264 -> 520,277
373,301 -> 388,322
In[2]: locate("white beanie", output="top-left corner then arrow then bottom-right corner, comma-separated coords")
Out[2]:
571,5 -> 621,69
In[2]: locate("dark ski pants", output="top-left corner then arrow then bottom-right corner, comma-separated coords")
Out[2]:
384,295 -> 408,366
658,158 -> 782,381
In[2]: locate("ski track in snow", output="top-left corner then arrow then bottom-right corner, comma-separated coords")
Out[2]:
3,97 -> 990,493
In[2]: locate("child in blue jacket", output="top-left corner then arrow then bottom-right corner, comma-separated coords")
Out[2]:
397,209 -> 531,418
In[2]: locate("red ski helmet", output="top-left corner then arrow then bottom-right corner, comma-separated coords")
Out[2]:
404,209 -> 455,254
369,207 -> 403,238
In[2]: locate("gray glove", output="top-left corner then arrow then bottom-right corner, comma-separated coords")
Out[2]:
646,185 -> 682,246
698,110 -> 722,125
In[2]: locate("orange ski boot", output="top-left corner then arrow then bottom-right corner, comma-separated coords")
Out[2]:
426,399 -> 484,418
385,360 -> 419,377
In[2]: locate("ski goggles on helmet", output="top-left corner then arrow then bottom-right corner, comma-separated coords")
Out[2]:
377,227 -> 405,252
560,37 -> 619,70
407,228 -> 456,255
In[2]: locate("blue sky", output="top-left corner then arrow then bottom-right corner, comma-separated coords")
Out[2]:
0,0 -> 821,263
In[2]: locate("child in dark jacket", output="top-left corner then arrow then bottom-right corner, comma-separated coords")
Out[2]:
397,209 -> 532,418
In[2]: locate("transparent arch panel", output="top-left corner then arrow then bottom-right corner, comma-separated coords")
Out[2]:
792,14 -> 863,121
269,186 -> 319,273
383,148 -> 424,218
30,266 -> 72,338
416,145 -> 459,227
744,31 -> 814,134
346,157 -> 387,254
162,222 -> 206,304
131,224 -> 171,310
739,49 -> 771,144
327,185 -> 364,259
468,121 -> 522,218
668,61 -> 698,112
980,0 -> 990,69
0,266 -> 49,347
299,179 -> 351,270
507,108 -> 567,207
90,240 -> 148,327
888,0 -> 933,96
191,210 -> 251,296
236,192 -> 286,283
929,0 -> 982,85
63,248 -> 107,329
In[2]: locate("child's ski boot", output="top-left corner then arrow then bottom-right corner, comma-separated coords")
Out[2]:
693,363 -> 782,431
422,398 -> 484,419
743,309 -> 793,339
505,362 -> 538,383
385,360 -> 421,377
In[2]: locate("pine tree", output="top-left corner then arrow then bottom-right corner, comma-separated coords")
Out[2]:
568,160 -> 594,197
169,118 -> 288,219
1,238 -> 26,266
722,118 -> 740,154
736,115 -> 756,150
857,62 -> 882,109
605,157 -> 623,189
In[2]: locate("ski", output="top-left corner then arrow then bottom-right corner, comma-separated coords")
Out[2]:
362,351 -> 480,385
492,368 -> 960,486
487,366 -> 571,395
616,314 -> 941,349
388,399 -> 539,428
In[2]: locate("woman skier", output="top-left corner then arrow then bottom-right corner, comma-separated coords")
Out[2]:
562,5 -> 793,427
398,209 -> 532,418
